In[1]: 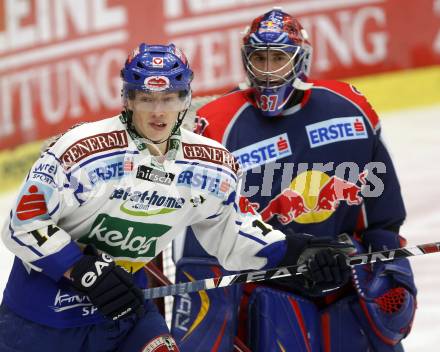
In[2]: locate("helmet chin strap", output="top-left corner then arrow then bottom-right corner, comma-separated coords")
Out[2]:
122,108 -> 189,153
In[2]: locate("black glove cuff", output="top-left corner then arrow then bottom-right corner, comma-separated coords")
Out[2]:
278,230 -> 312,267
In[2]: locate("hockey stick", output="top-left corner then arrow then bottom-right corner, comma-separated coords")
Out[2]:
142,241 -> 440,300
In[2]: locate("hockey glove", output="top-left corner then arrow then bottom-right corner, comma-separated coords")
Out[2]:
347,230 -> 417,346
277,231 -> 355,296
70,245 -> 145,321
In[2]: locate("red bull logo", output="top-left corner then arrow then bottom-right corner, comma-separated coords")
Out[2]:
260,189 -> 308,225
239,196 -> 259,216
315,170 -> 367,211
260,170 -> 367,224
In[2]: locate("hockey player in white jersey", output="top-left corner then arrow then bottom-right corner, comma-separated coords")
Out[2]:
0,43 -> 353,352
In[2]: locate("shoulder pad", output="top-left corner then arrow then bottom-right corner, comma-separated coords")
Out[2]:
196,89 -> 255,142
310,80 -> 380,132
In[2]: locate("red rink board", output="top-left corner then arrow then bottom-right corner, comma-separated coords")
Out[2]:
0,0 -> 439,150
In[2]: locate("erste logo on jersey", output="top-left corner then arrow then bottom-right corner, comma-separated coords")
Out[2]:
232,133 -> 292,172
177,166 -> 232,199
15,184 -> 50,222
306,116 -> 368,148
87,157 -> 125,185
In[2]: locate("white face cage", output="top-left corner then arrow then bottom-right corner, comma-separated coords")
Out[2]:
242,44 -> 304,89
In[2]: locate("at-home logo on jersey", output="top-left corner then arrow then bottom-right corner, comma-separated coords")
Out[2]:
79,214 -> 171,272
306,116 -> 368,148
232,133 -> 292,172
110,187 -> 185,216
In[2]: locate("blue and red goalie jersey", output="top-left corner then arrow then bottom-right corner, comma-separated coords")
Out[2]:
194,79 -> 406,237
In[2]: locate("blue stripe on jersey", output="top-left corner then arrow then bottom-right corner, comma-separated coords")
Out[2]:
46,151 -> 63,164
67,150 -> 139,176
238,230 -> 267,245
31,241 -> 82,281
49,203 -> 60,217
206,213 -> 222,220
256,240 -> 286,270
175,160 -> 237,182
8,220 -> 43,258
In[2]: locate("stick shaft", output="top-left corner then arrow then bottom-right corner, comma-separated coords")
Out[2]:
143,241 -> 440,300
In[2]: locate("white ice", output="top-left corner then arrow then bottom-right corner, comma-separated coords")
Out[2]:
0,105 -> 439,350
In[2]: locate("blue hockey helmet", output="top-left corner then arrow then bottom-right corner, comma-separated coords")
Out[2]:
120,43 -> 193,143
242,9 -> 312,116
121,43 -> 193,110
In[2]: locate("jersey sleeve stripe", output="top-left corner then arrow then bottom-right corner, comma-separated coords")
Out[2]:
238,230 -> 267,245
174,160 -> 237,182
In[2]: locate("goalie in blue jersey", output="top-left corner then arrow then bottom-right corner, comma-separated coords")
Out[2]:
172,8 -> 417,352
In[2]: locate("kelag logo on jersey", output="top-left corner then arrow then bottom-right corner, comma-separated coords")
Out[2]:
79,214 -> 171,272
137,165 -> 175,186
306,116 -> 368,148
232,133 -> 292,172
110,187 -> 185,217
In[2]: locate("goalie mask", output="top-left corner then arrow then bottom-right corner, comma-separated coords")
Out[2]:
242,9 -> 312,117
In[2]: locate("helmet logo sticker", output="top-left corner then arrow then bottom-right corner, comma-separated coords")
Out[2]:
259,19 -> 282,34
145,76 -> 170,91
152,57 -> 164,68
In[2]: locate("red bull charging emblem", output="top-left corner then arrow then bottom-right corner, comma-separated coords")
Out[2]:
260,170 -> 367,224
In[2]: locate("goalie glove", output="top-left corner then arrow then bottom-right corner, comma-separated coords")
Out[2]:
70,245 -> 145,321
345,230 -> 417,346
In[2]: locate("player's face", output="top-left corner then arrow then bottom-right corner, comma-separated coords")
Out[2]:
249,49 -> 294,86
128,91 -> 182,143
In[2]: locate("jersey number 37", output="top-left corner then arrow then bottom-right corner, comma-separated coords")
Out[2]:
259,94 -> 278,112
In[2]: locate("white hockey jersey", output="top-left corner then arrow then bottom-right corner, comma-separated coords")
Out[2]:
1,115 -> 286,327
